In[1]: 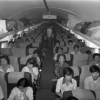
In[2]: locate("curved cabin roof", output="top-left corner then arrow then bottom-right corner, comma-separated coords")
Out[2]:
0,0 -> 99,21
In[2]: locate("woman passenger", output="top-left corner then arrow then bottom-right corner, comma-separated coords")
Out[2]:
54,54 -> 69,78
7,78 -> 33,100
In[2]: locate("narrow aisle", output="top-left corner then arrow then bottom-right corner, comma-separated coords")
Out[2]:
36,45 -> 55,100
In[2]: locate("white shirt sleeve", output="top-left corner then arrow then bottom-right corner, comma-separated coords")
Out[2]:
53,54 -> 58,61
26,87 -> 33,100
84,77 -> 90,90
33,67 -> 39,76
7,87 -> 17,100
22,67 -> 27,72
56,78 -> 62,93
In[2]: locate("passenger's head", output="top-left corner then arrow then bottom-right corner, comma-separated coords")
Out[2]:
93,53 -> 100,62
68,40 -> 73,46
86,50 -> 92,55
67,96 -> 78,100
58,47 -> 63,54
55,40 -> 60,46
0,55 -> 10,66
26,58 -> 38,69
8,41 -> 14,48
17,78 -> 29,92
63,67 -> 74,81
33,49 -> 40,57
58,54 -> 66,63
73,45 -> 80,53
90,65 -> 100,80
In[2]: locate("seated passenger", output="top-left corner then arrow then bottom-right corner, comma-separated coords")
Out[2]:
67,40 -> 74,54
89,53 -> 100,67
71,45 -> 81,55
53,47 -> 64,62
0,55 -> 14,100
54,54 -> 69,78
0,55 -> 14,73
53,40 -> 60,55
32,50 -> 41,67
7,78 -> 33,100
84,65 -> 100,91
22,58 -> 39,83
56,67 -> 77,99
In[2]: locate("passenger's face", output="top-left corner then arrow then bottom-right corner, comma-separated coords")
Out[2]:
19,86 -> 27,92
74,47 -> 79,53
92,72 -> 99,80
27,64 -> 33,69
58,49 -> 63,54
1,58 -> 8,66
56,43 -> 59,46
68,42 -> 73,46
65,75 -> 72,81
59,56 -> 65,63
94,56 -> 100,62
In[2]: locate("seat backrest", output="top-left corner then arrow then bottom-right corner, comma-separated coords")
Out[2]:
81,46 -> 91,53
12,48 -> 26,57
32,43 -> 39,48
65,54 -> 74,66
73,54 -> 88,66
0,48 -> 12,56
5,72 -> 32,98
19,43 -> 28,48
80,65 -> 91,88
0,72 -> 7,100
9,56 -> 19,72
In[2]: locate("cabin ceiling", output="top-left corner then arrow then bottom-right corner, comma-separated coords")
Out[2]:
0,0 -> 100,21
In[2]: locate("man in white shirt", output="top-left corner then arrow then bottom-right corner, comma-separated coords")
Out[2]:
56,67 -> 77,99
84,65 -> 100,91
71,45 -> 81,55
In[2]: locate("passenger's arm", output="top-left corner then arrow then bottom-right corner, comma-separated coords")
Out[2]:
54,64 -> 59,78
84,78 -> 90,90
56,79 -> 63,99
24,87 -> 33,100
73,80 -> 77,89
7,88 -> 16,100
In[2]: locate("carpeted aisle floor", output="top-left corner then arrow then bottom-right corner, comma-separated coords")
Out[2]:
36,45 -> 55,100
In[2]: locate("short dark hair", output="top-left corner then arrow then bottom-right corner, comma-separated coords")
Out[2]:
74,45 -> 79,49
68,40 -> 73,44
55,40 -> 60,44
58,54 -> 66,61
86,50 -> 91,54
17,78 -> 29,88
93,53 -> 100,59
26,57 -> 38,67
0,55 -> 10,64
63,67 -> 74,77
67,96 -> 78,100
90,65 -> 100,73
